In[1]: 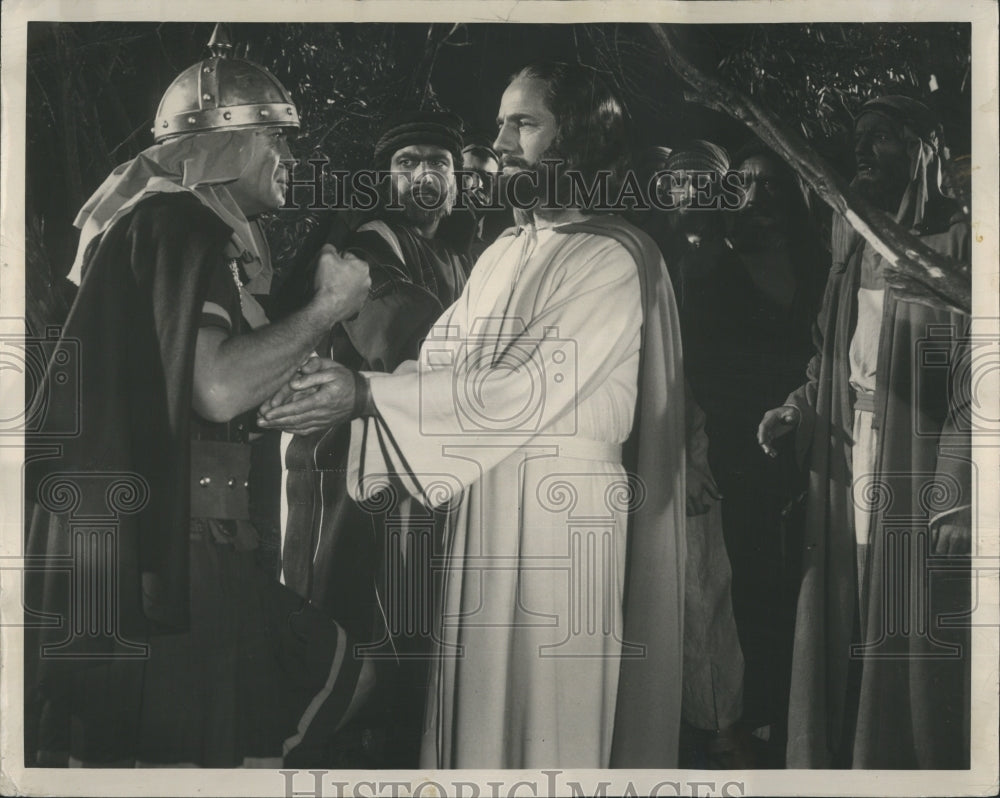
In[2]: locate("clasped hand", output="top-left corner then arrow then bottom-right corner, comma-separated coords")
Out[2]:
257,357 -> 356,436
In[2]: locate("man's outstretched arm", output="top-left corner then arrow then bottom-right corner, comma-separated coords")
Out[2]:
192,245 -> 371,423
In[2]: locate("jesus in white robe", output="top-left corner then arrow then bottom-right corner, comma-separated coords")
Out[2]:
347,210 -> 650,768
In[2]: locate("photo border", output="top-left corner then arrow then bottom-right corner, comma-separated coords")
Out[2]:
2,2 -> 997,796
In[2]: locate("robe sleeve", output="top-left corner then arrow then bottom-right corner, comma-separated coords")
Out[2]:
347,237 -> 642,506
783,316 -> 826,463
783,214 -> 858,461
339,222 -> 450,372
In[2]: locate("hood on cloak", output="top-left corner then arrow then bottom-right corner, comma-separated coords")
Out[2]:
69,128 -> 277,291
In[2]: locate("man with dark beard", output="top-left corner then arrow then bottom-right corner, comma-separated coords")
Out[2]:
631,141 -> 751,767
758,96 -> 971,768
679,142 -> 828,763
261,61 -> 688,769
278,110 -> 473,766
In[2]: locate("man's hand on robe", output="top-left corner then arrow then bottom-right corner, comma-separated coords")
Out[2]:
257,357 -> 356,436
686,461 -> 723,517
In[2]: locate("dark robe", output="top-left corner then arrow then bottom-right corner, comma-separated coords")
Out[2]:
677,229 -> 827,738
280,215 -> 470,765
24,193 -> 362,766
784,209 -> 971,768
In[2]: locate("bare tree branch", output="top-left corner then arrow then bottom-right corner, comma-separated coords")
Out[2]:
650,23 -> 971,315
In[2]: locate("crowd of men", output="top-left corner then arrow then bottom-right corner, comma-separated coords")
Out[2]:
24,29 -> 972,772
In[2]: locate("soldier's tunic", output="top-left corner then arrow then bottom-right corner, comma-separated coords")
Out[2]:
25,182 -> 363,767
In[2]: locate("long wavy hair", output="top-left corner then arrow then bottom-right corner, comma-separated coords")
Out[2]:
509,62 -> 629,202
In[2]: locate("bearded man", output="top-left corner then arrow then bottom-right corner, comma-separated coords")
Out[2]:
629,141 -> 751,767
676,142 -> 828,761
24,29 -> 372,767
278,110 -> 473,766
758,95 -> 972,768
260,61 -> 687,769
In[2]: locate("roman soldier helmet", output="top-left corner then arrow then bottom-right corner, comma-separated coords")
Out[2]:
153,23 -> 300,142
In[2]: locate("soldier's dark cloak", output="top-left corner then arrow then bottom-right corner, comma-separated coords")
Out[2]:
24,192 -> 367,765
25,193 -> 233,666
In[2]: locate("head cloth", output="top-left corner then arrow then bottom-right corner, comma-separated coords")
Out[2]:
70,129 -> 275,287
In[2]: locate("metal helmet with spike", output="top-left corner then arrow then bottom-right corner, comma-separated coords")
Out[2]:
152,23 -> 300,142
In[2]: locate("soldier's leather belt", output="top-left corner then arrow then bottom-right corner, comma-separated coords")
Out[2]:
190,439 -> 251,520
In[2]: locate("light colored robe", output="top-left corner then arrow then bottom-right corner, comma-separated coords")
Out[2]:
348,218 -> 644,768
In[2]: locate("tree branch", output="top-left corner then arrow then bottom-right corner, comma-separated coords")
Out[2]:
651,23 -> 971,315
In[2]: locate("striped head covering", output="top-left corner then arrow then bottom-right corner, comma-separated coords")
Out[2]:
832,95 -> 959,278
855,95 -> 948,232
664,140 -> 730,176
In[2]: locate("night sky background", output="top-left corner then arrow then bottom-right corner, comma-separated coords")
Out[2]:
24,21 -> 971,329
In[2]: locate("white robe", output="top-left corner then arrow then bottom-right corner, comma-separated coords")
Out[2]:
348,218 -> 642,768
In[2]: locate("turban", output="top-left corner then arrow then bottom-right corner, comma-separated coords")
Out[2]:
664,140 -> 730,176
855,95 -> 948,231
859,95 -> 939,144
373,110 -> 465,171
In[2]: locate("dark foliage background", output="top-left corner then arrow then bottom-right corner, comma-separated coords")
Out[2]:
24,21 -> 971,332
